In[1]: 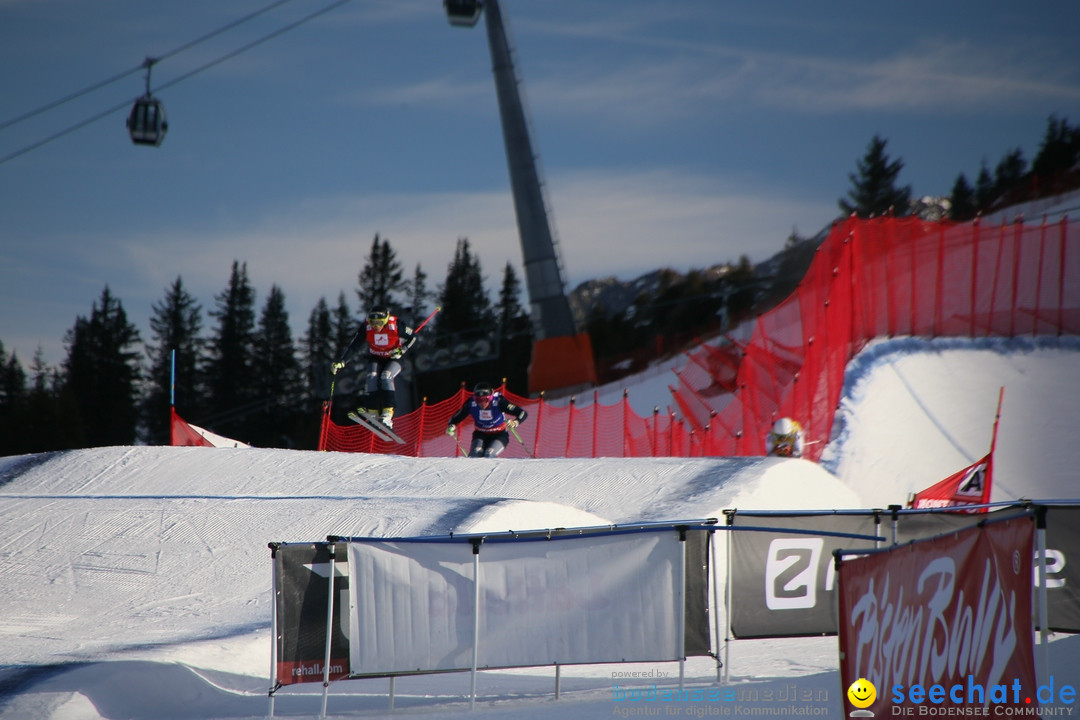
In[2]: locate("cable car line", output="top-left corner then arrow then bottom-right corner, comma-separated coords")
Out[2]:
0,100 -> 135,166
0,0 -> 355,165
0,67 -> 142,134
151,0 -> 353,98
0,0 -> 303,134
152,0 -> 300,67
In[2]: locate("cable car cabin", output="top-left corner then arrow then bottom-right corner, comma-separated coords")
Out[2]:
445,0 -> 482,27
127,95 -> 168,147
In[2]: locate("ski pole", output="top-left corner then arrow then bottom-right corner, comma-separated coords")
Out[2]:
509,424 -> 535,458
447,424 -> 469,456
414,306 -> 441,334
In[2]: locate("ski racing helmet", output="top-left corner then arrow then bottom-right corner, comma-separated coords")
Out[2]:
367,306 -> 390,328
473,382 -> 494,406
770,417 -> 798,441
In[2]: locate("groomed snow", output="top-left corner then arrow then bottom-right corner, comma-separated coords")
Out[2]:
0,336 -> 1077,719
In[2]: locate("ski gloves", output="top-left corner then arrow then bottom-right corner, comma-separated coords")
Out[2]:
447,419 -> 518,436
330,342 -> 407,372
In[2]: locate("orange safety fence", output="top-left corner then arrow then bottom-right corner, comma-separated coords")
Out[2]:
319,215 -> 1079,458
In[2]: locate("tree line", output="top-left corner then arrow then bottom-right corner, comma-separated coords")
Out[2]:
0,235 -> 531,453
840,115 -> 1080,220
587,115 -> 1080,378
1,116 -> 1077,455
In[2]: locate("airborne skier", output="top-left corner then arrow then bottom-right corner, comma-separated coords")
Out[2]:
332,306 -> 415,429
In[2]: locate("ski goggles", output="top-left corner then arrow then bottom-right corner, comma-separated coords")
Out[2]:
474,389 -> 493,400
367,310 -> 390,324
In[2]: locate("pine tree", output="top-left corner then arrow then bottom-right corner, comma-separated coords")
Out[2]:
25,349 -> 72,452
303,297 -> 334,403
144,276 -> 204,444
494,262 -> 533,391
250,285 -> 303,447
437,237 -> 494,338
325,292 -> 362,414
495,263 -> 530,338
62,286 -> 142,447
330,292 -> 357,361
407,264 -> 436,322
974,162 -> 996,209
204,261 -> 259,441
948,173 -> 977,222
839,135 -> 912,218
357,234 -> 406,313
0,342 -> 25,413
993,148 -> 1027,201
1032,116 -> 1080,184
0,342 -> 28,456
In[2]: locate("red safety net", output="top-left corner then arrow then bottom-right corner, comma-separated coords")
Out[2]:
318,386 -> 695,458
319,215 -> 1079,458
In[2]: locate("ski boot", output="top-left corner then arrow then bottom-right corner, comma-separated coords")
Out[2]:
346,405 -> 376,425
379,408 -> 394,429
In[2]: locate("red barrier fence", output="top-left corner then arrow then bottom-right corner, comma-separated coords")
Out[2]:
319,215 -> 1079,458
318,386 -> 695,458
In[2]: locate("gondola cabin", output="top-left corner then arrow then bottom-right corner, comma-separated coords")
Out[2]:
127,95 -> 168,147
444,0 -> 482,27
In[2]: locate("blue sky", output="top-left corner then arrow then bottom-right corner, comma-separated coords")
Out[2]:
2,0 -> 1078,368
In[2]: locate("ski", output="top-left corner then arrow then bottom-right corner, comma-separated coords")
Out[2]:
347,411 -> 405,445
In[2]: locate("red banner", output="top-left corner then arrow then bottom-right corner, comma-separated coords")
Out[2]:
910,452 -> 993,512
838,515 -> 1036,714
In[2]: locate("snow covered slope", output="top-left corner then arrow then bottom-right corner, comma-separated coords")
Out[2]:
0,447 -> 857,671
821,336 -> 1080,507
0,337 -> 1077,720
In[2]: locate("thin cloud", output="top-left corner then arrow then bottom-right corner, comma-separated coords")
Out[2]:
15,166 -> 833,369
751,39 -> 1080,113
517,16 -> 1080,119
547,170 -> 834,284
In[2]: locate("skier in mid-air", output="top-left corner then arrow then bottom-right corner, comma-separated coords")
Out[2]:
765,417 -> 804,458
446,382 -> 528,457
332,306 -> 416,429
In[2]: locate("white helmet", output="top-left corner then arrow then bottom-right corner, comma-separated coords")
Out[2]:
771,418 -> 797,437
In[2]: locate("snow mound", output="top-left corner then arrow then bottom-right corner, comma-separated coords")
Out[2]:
0,446 -> 852,673
456,499 -> 613,533
821,336 -> 1080,507
1,337 -> 1077,719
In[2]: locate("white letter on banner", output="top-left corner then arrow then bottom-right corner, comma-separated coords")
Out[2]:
766,538 -> 823,610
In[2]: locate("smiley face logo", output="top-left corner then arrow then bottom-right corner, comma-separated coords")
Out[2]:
847,678 -> 877,709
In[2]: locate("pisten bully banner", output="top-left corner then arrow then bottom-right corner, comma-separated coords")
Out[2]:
837,514 -> 1036,714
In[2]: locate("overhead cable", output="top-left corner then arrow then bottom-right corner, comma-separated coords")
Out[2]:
0,0 -> 352,166
0,0 -> 301,133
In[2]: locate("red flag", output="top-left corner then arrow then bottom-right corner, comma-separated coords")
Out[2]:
910,452 -> 993,511
170,407 -> 216,447
910,387 -> 1003,513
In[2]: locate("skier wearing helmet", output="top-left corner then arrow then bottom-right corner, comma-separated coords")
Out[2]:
331,306 -> 416,429
446,382 -> 528,458
766,417 -> 804,458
